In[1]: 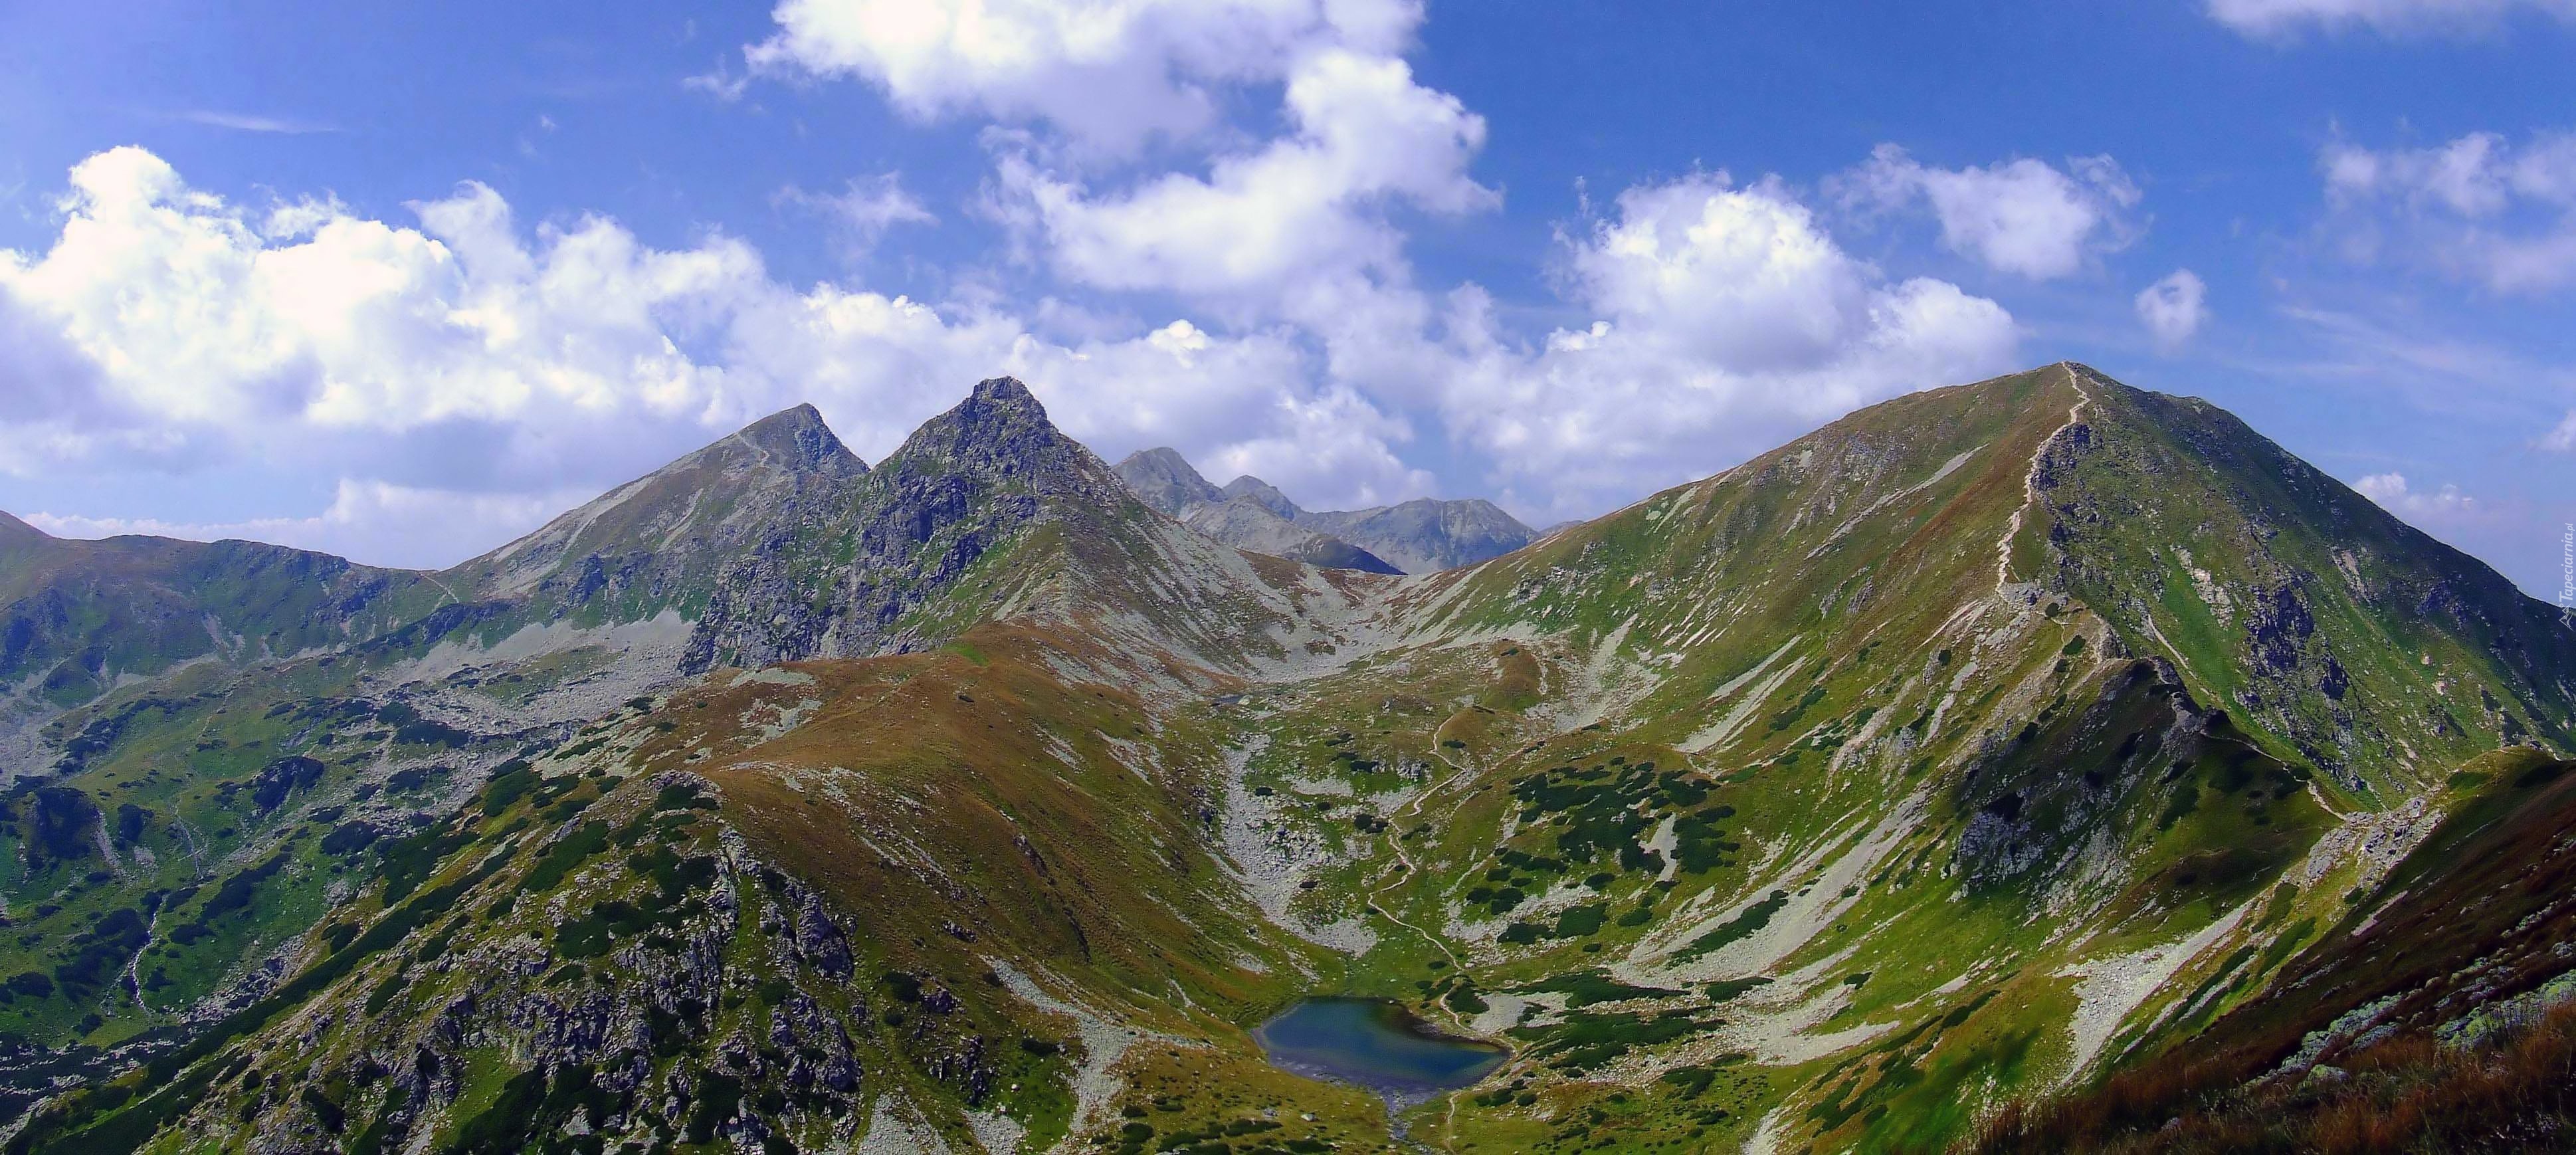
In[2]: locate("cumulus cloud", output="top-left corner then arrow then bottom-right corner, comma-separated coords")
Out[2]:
2355,471 -> 2480,520
2208,0 -> 2576,37
0,147 -> 1431,562
1439,174 -> 2021,512
0,147 -> 761,447
955,13 -> 1498,421
743,0 -> 1421,154
722,2 -> 2028,522
2135,269 -> 2210,347
1189,379 -> 1434,509
2326,131 -> 2576,215
2322,130 -> 2576,291
732,0 -> 1494,422
1001,49 -> 1490,305
1839,145 -> 2140,280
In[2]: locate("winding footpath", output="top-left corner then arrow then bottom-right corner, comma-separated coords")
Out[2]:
1364,712 -> 1481,974
1359,711 -> 1495,1153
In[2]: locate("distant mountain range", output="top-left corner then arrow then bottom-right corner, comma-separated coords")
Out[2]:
1111,446 -> 1537,574
1,364 -> 2571,1154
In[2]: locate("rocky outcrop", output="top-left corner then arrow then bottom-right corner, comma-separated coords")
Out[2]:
680,378 -> 1125,671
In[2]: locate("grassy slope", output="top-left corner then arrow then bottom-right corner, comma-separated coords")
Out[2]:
1971,752 -> 2576,1153
0,532 -> 448,706
1183,366 -> 2574,1153
9,623 -> 1410,1153
2035,375 -> 2575,793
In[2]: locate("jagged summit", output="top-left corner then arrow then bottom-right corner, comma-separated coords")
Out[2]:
732,401 -> 864,475
673,401 -> 866,480
880,375 -> 1102,490
975,373 -> 1038,403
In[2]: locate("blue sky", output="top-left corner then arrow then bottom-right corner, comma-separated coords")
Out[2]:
0,0 -> 2570,599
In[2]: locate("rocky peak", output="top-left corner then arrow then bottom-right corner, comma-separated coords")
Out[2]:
733,403 -> 866,477
972,375 -> 1038,405
1111,447 -> 1537,573
881,376 -> 1104,492
448,404 -> 868,603
1110,447 -> 1223,518
678,375 -> 1144,672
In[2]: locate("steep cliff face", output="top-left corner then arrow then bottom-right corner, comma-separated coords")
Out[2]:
683,378 -> 1114,671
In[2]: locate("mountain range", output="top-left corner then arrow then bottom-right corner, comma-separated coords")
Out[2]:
0,364 -> 2570,1154
1110,447 -> 1539,575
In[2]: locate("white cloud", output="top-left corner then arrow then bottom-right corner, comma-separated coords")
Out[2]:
2322,130 -> 2576,291
2209,0 -> 2576,37
1191,381 -> 1433,509
0,147 -> 761,442
1439,174 -> 2021,512
734,0 -> 1495,427
963,29 -> 1496,423
777,173 -> 938,257
2355,471 -> 2479,520
743,0 -> 1422,154
998,47 -> 1489,308
2324,131 -> 2576,215
726,1 -> 2028,526
1840,145 -> 2139,280
0,147 -> 1433,562
2544,410 -> 2576,451
2135,269 -> 2210,347
175,110 -> 336,135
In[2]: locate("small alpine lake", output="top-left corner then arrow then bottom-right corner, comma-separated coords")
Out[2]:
1252,997 -> 1508,1103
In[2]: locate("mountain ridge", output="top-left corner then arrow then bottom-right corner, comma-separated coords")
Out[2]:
1109,446 -> 1539,574
3,363 -> 2573,1154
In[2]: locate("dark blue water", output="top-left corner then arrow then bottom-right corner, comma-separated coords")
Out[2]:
1254,998 -> 1508,1100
